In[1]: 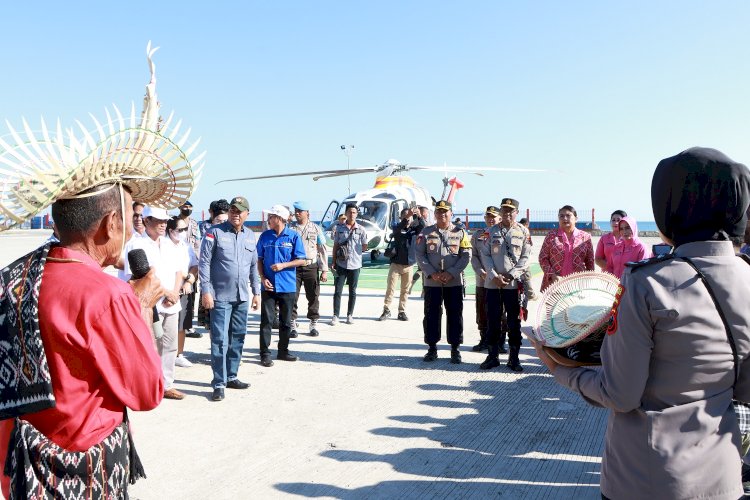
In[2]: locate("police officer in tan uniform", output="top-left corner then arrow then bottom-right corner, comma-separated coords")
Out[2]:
470,206 -> 500,352
479,198 -> 531,371
290,201 -> 329,337
534,147 -> 750,500
414,200 -> 471,364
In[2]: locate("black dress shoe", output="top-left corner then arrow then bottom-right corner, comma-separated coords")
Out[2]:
471,342 -> 488,352
277,352 -> 299,362
211,388 -> 225,401
260,356 -> 274,367
226,379 -> 250,390
309,327 -> 319,337
289,330 -> 298,338
397,312 -> 408,321
480,356 -> 500,370
423,347 -> 438,362
450,348 -> 462,364
378,309 -> 391,321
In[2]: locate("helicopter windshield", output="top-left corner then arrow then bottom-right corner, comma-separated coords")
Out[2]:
337,201 -> 388,229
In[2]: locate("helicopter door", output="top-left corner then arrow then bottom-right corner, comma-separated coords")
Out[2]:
387,199 -> 409,237
319,200 -> 340,230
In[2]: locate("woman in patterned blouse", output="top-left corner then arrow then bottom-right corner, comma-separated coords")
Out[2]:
538,205 -> 595,291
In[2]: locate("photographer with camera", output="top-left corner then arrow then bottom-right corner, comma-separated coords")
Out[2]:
330,204 -> 368,325
379,206 -> 425,322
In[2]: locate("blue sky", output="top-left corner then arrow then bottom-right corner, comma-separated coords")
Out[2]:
2,1 -> 749,221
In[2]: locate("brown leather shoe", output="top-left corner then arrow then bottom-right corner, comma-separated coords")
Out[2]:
164,388 -> 185,400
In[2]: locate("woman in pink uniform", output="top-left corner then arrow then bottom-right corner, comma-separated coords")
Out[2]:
539,205 -> 595,292
595,210 -> 627,274
611,216 -> 650,278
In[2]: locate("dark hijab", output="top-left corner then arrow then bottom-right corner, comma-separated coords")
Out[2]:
651,147 -> 750,248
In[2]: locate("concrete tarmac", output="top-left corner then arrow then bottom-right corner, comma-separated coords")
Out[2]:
1,231 -> 662,499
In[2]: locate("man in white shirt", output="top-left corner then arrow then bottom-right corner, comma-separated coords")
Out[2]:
122,206 -> 184,400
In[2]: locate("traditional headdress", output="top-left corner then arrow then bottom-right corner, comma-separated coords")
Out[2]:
0,41 -> 205,231
531,271 -> 620,366
0,43 -> 205,419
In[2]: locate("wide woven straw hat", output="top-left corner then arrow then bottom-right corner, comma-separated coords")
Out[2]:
532,271 -> 620,367
0,42 -> 205,231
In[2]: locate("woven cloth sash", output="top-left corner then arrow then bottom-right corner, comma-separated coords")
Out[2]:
0,243 -> 55,419
4,413 -> 145,499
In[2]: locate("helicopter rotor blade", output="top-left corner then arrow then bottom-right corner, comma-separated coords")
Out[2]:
312,169 -> 379,181
216,167 -> 377,184
408,166 -> 553,174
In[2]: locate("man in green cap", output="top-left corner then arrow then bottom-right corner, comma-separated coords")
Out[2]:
199,196 -> 261,401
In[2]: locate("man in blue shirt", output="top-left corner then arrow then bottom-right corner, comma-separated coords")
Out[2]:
199,196 -> 261,402
256,204 -> 307,367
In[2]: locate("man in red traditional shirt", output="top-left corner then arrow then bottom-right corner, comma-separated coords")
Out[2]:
0,186 -> 165,498
0,43 -> 203,498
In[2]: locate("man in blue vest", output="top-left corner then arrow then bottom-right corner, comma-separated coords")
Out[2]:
257,205 -> 307,367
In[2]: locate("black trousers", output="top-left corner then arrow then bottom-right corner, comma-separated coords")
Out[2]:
423,286 -> 463,347
182,290 -> 196,330
260,291 -> 295,356
486,288 -> 522,355
475,286 -> 487,336
333,265 -> 360,317
292,264 -> 320,321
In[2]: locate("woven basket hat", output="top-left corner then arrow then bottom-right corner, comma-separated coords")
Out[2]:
0,42 -> 205,231
533,271 -> 620,366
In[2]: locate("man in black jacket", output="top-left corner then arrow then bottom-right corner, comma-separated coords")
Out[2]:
379,207 -> 425,321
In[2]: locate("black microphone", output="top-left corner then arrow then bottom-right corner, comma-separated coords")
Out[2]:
127,249 -> 163,335
128,249 -> 150,280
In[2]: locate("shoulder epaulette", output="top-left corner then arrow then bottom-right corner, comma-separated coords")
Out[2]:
626,253 -> 674,272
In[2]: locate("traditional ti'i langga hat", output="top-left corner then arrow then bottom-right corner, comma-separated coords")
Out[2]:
531,271 -> 620,367
0,42 -> 205,420
0,41 -> 205,231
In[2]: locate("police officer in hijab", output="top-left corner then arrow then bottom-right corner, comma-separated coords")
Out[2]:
535,147 -> 750,499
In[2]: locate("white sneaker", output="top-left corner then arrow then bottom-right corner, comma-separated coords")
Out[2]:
346,315 -> 354,324
329,316 -> 339,326
175,354 -> 193,368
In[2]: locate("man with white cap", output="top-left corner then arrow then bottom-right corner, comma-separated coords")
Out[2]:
122,206 -> 186,400
290,201 -> 329,337
256,205 -> 307,366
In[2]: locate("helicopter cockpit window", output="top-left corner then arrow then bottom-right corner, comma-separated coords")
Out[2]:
356,201 -> 388,229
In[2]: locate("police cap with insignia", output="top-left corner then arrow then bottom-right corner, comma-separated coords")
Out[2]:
500,198 -> 519,210
435,200 -> 452,211
485,205 -> 501,216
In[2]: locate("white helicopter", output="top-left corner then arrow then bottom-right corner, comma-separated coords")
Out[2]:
218,159 -> 547,260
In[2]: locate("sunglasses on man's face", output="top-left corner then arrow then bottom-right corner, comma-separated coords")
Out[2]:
175,227 -> 189,233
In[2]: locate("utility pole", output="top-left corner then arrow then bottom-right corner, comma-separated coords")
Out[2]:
340,145 -> 354,194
